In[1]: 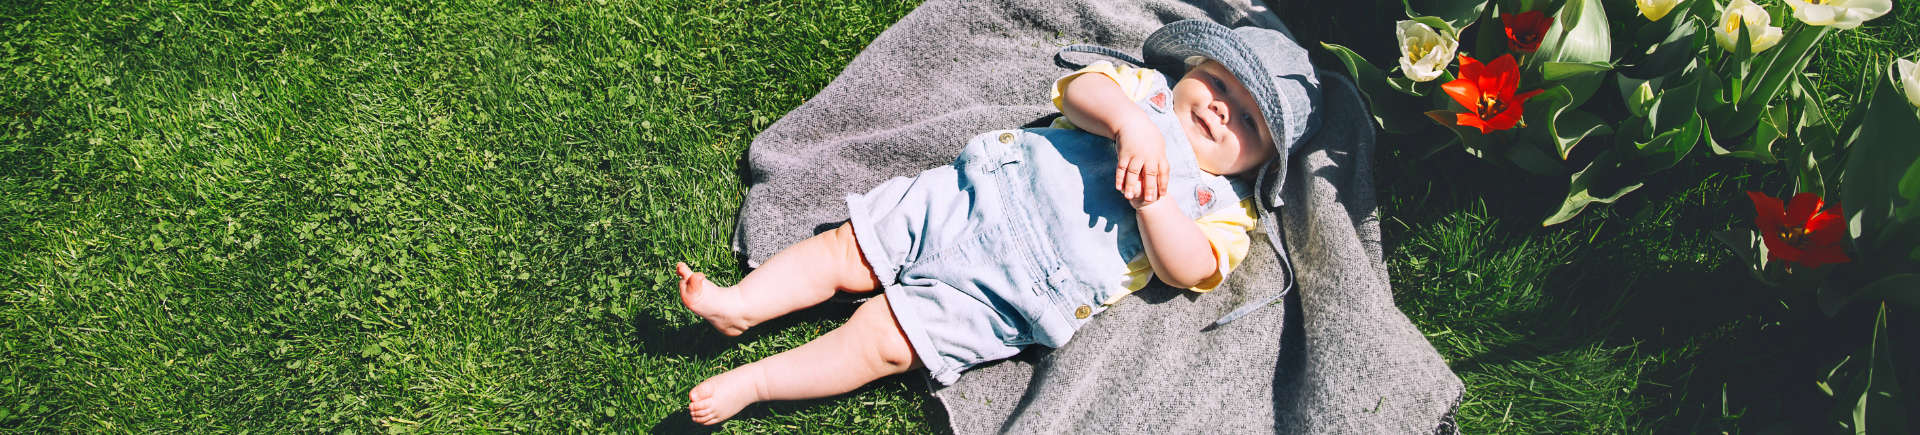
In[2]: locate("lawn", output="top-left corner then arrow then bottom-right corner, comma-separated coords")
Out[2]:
1,0 -> 1912,432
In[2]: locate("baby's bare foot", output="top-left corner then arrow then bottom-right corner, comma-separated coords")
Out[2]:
688,367 -> 764,425
675,262 -> 751,336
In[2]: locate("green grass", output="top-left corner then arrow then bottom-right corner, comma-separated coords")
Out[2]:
0,0 -> 924,431
0,0 -> 1912,432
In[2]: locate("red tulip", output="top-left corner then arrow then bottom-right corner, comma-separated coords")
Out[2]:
1747,191 -> 1850,269
1441,54 -> 1543,134
1502,11 -> 1554,53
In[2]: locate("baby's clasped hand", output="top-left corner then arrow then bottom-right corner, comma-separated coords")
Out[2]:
1114,127 -> 1169,208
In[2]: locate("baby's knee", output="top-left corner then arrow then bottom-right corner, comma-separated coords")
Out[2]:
872,334 -> 917,373
829,222 -> 858,247
831,222 -> 882,291
852,300 -> 918,373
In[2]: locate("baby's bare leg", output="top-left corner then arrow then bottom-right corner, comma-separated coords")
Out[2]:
676,222 -> 881,335
687,294 -> 920,425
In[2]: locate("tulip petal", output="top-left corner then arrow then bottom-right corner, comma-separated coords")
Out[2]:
1805,206 -> 1847,246
1785,192 -> 1823,225
1747,191 -> 1785,227
1457,54 -> 1483,82
1798,3 -> 1839,25
1748,191 -> 1792,260
1455,112 -> 1495,134
1898,58 -> 1920,108
1513,89 -> 1545,104
1441,79 -> 1481,111
1484,110 -> 1521,131
1484,88 -> 1543,130
1485,55 -> 1521,100
1798,245 -> 1851,268
1771,242 -> 1806,264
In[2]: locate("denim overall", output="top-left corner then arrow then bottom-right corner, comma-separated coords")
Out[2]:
847,64 -> 1255,385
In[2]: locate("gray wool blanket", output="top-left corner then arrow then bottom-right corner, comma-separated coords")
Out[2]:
729,0 -> 1463,432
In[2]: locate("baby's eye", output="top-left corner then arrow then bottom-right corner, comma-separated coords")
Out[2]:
1241,114 -> 1256,129
1211,78 -> 1228,93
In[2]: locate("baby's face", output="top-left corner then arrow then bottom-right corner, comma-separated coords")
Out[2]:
1171,60 -> 1276,176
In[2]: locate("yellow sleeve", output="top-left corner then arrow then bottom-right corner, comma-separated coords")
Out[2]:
1187,198 -> 1259,292
1048,61 -> 1162,129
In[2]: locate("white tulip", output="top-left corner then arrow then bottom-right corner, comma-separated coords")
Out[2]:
1897,58 -> 1920,108
1784,0 -> 1891,29
1715,0 -> 1785,53
1396,20 -> 1458,82
1637,0 -> 1685,22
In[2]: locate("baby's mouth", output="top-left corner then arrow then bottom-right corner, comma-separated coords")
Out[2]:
1191,108 -> 1218,141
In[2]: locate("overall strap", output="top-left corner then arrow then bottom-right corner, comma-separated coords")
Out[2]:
1054,44 -> 1145,70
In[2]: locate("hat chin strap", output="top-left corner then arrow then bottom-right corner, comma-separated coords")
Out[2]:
1207,198 -> 1294,329
1053,44 -> 1145,69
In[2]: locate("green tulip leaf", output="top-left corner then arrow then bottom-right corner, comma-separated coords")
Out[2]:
1711,230 -> 1778,285
1842,65 -> 1920,244
1550,111 -> 1608,160
1851,306 -> 1909,434
1647,73 -> 1703,133
1408,15 -> 1462,39
1638,112 -> 1704,172
1745,27 -> 1829,104
1529,0 -> 1611,70
1543,149 -> 1644,226
1725,104 -> 1787,163
1387,76 -> 1431,97
1796,151 -> 1830,202
1507,136 -> 1564,176
1848,275 -> 1920,312
1618,76 -> 1659,119
1324,43 -> 1432,134
1520,85 -> 1609,160
1472,3 -> 1510,66
1696,60 -> 1731,115
1625,16 -> 1702,80
1723,27 -> 1831,138
1540,61 -> 1611,82
1403,0 -> 1486,28
1899,157 -> 1920,201
1425,110 -> 1496,158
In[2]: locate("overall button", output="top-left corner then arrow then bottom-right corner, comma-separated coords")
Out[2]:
998,132 -> 1015,144
1074,305 -> 1091,319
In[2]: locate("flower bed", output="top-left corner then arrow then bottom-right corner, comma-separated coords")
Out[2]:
1313,0 -> 1918,429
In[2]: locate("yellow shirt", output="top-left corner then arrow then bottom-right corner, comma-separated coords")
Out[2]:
1050,61 -> 1259,303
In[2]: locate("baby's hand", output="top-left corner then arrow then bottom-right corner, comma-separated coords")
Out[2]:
1115,129 -> 1169,208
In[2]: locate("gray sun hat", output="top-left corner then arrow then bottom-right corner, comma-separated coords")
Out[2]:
1142,19 -> 1321,209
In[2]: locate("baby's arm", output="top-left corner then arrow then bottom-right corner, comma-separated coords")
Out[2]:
1135,200 -> 1220,288
1058,73 -> 1168,203
1058,73 -> 1218,288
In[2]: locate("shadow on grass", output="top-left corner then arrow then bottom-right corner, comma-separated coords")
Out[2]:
634,300 -> 858,359
643,372 -> 941,434
647,409 -> 719,434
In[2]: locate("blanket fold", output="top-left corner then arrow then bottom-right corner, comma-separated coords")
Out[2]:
731,0 -> 1463,432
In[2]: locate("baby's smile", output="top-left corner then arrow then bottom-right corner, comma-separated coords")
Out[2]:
1170,60 -> 1275,176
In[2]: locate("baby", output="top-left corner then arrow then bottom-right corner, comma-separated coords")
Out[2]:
674,19 -> 1318,425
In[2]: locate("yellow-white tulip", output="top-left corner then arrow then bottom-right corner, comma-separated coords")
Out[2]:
1395,20 -> 1457,82
1784,0 -> 1891,30
1897,58 -> 1920,108
1715,0 -> 1784,53
1637,0 -> 1685,22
